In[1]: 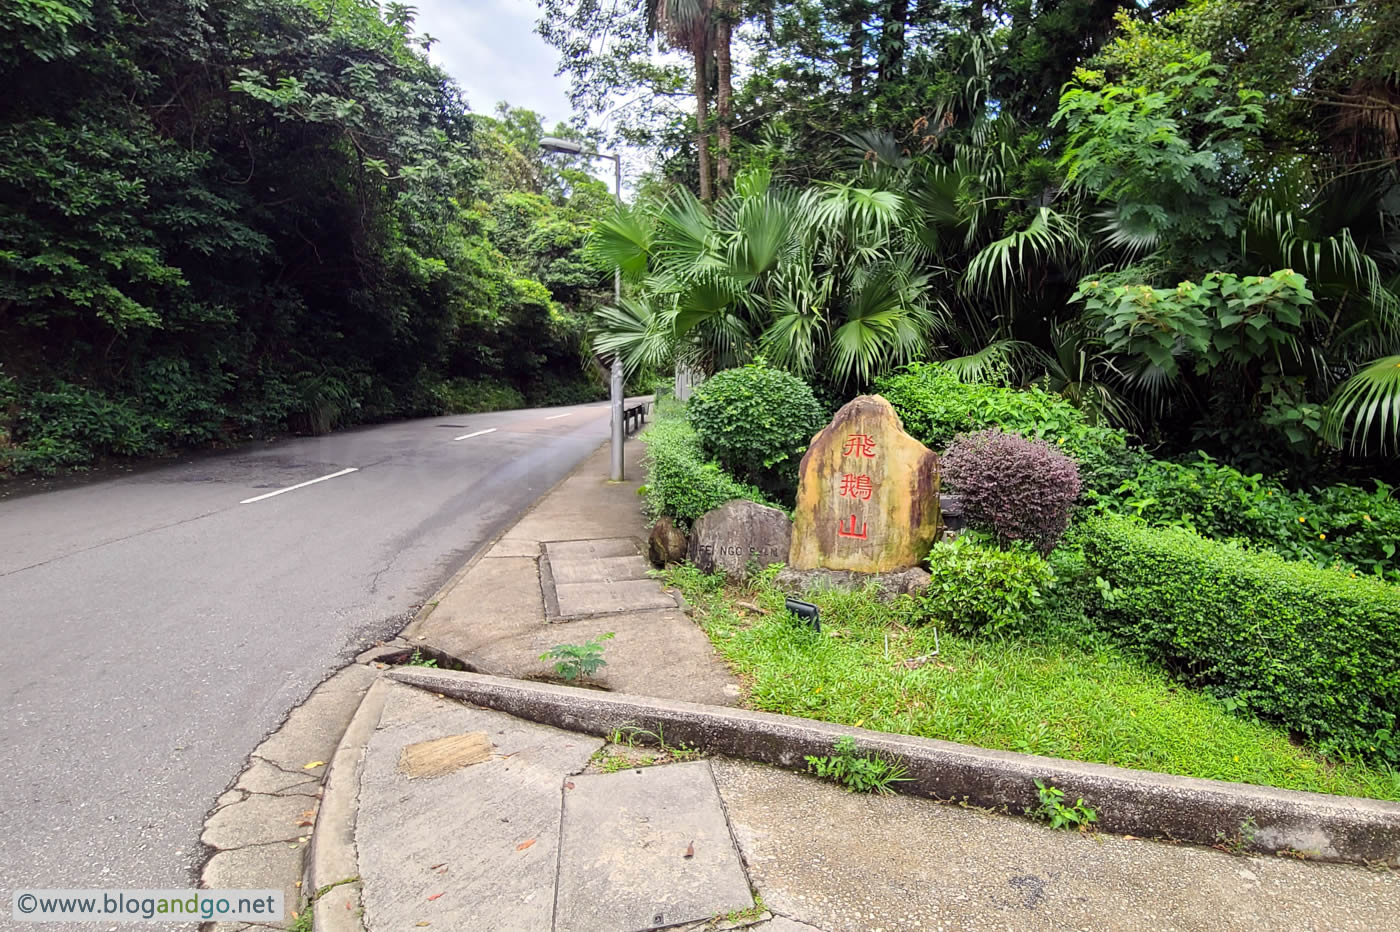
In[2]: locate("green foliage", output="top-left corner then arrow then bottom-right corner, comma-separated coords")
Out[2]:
917,537 -> 1054,634
1081,516 -> 1400,763
1095,454 -> 1400,582
686,363 -> 826,497
804,735 -> 912,795
405,650 -> 438,668
588,174 -> 942,394
0,9 -> 601,477
425,379 -> 527,416
1055,55 -> 1264,265
1075,270 -> 1314,383
663,564 -> 1400,801
639,404 -> 775,526
874,363 -> 1143,495
1029,781 -> 1099,832
541,632 -> 615,681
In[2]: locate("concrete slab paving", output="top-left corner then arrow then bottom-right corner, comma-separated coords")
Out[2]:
201,842 -> 306,931
548,553 -> 652,585
555,761 -> 754,932
545,538 -> 642,560
710,757 -> 1400,932
356,682 -> 603,931
554,578 -> 680,616
201,792 -> 314,850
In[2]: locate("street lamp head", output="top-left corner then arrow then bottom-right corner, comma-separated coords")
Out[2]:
539,136 -> 585,155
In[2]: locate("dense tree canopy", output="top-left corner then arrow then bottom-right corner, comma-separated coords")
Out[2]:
555,0 -> 1399,480
0,0 -> 609,475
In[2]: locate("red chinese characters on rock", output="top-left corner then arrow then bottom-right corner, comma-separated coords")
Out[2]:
837,434 -> 876,542
841,433 -> 877,457
838,473 -> 873,501
836,514 -> 868,539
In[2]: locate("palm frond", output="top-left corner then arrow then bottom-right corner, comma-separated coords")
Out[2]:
584,201 -> 653,280
941,339 -> 1045,384
1323,355 -> 1400,454
963,207 -> 1086,298
591,295 -> 677,375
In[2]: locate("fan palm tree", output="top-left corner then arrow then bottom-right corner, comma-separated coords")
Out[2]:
586,166 -> 941,388
645,0 -> 717,200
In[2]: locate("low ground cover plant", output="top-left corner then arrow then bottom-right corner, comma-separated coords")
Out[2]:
665,564 -> 1400,801
540,632 -> 614,681
804,735 -> 911,794
1082,517 -> 1400,764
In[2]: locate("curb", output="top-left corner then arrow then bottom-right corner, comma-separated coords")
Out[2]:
389,668 -> 1400,866
307,675 -> 390,932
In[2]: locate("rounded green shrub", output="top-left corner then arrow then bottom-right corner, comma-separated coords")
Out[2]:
916,536 -> 1054,633
687,363 -> 826,497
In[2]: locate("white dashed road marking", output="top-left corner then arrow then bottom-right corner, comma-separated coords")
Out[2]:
239,467 -> 359,504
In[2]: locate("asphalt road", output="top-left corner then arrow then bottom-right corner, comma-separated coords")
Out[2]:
0,401 -> 617,914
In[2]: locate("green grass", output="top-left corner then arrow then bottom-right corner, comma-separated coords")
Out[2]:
665,565 -> 1400,802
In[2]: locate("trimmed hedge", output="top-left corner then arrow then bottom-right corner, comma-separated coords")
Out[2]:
1094,453 -> 1400,583
1081,516 -> 1400,763
640,405 -> 775,526
874,363 -> 1145,495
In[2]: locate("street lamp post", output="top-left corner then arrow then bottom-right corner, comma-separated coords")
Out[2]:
539,136 -> 625,481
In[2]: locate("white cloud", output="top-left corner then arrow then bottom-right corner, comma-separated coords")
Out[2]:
412,0 -> 574,126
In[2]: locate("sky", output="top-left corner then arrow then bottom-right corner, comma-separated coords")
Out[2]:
411,0 -> 576,128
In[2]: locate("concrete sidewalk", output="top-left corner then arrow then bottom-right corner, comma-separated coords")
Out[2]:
400,437 -> 738,706
291,432 -> 1399,932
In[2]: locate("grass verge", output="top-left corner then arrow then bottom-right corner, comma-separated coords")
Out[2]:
665,565 -> 1400,802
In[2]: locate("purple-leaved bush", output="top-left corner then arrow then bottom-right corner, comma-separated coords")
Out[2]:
942,428 -> 1082,554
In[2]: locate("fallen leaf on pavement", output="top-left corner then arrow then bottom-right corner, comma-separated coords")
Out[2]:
427,892 -> 444,902
564,781 -> 575,790
296,809 -> 316,827
303,761 -> 325,770
684,841 -> 694,859
516,839 -> 536,851
429,863 -> 446,871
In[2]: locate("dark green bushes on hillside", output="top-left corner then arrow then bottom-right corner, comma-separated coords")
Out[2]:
640,407 -> 775,526
1081,517 -> 1400,763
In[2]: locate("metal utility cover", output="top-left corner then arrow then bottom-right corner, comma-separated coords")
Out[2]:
554,760 -> 754,932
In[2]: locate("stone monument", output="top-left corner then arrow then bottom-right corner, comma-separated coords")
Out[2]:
688,500 -> 793,581
788,394 -> 941,573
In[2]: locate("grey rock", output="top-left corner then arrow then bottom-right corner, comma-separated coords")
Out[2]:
774,565 -> 931,599
647,516 -> 689,566
689,500 -> 792,581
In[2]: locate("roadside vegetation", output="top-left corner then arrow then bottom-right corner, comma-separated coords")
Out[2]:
666,564 -> 1400,802
643,359 -> 1400,798
1,4 -> 613,477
